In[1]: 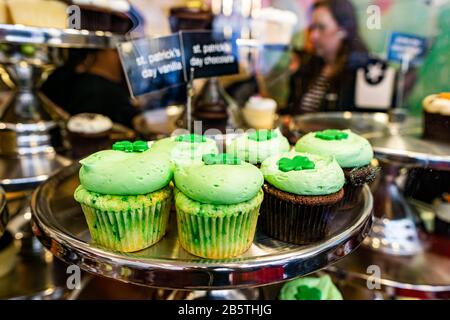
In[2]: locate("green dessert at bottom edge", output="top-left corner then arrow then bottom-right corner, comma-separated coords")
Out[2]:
279,275 -> 343,300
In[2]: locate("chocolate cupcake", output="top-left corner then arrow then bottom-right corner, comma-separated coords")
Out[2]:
295,129 -> 378,206
423,93 -> 450,143
260,152 -> 345,244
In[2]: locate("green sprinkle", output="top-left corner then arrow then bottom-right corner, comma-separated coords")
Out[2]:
315,129 -> 349,141
132,140 -> 149,152
175,134 -> 207,143
202,153 -> 241,165
278,155 -> 315,172
248,129 -> 278,142
112,140 -> 149,152
294,286 -> 322,300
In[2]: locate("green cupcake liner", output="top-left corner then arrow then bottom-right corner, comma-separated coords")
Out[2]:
81,195 -> 172,253
175,191 -> 262,259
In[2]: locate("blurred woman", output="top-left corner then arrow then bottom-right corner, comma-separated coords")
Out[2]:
285,0 -> 372,114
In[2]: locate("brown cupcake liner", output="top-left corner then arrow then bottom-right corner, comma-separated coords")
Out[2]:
260,185 -> 343,245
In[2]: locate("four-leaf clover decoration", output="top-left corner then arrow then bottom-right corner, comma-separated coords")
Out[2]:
248,129 -> 278,142
278,156 -> 315,172
112,140 -> 149,152
294,285 -> 322,300
202,153 -> 241,165
175,134 -> 207,143
315,129 -> 349,141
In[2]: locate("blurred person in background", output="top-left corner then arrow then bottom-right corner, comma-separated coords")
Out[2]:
284,0 -> 373,114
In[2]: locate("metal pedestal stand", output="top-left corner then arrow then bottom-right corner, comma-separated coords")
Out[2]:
30,163 -> 373,294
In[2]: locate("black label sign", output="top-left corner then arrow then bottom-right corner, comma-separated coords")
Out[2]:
180,31 -> 239,80
118,31 -> 239,97
117,34 -> 185,97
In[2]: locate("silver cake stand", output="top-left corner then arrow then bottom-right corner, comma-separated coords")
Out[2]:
288,112 -> 450,298
30,163 -> 373,290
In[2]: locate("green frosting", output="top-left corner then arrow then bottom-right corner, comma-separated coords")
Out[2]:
151,134 -> 218,165
260,152 -> 345,196
174,161 -> 264,205
78,149 -> 173,195
227,128 -> 290,164
279,275 -> 343,300
295,129 -> 373,168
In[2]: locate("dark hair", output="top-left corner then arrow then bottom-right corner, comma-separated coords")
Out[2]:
313,0 -> 368,55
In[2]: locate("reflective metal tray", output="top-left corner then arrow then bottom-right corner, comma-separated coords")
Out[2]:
31,163 -> 373,290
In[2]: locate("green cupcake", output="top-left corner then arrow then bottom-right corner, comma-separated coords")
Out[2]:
74,141 -> 173,252
227,128 -> 290,165
174,154 -> 264,259
151,133 -> 219,166
279,275 -> 343,300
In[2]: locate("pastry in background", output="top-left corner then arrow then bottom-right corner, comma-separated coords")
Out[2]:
279,274 -> 343,300
242,96 -> 278,130
173,153 -> 264,259
74,142 -> 173,252
67,113 -> 113,159
7,0 -> 68,29
423,93 -> 450,143
260,151 -> 345,244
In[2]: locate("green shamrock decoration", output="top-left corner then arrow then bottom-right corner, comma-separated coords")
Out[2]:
112,140 -> 149,152
202,153 -> 241,165
315,129 -> 349,141
278,156 -> 315,172
248,129 -> 278,142
294,285 -> 322,300
175,134 -> 207,143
